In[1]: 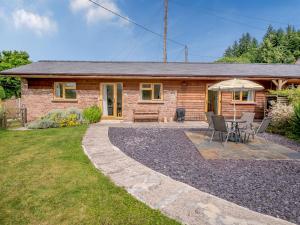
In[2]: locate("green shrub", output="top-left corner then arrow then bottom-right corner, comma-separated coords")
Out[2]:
267,103 -> 294,135
269,88 -> 300,105
83,106 -> 102,124
27,119 -> 59,129
27,107 -> 84,129
42,108 -> 84,127
290,103 -> 300,139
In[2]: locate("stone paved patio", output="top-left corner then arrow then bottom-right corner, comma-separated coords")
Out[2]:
186,131 -> 300,160
83,124 -> 296,225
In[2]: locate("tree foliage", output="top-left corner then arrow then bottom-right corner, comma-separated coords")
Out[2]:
217,25 -> 300,64
0,51 -> 31,99
0,86 -> 5,100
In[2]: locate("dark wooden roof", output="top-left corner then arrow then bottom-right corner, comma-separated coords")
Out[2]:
1,60 -> 300,79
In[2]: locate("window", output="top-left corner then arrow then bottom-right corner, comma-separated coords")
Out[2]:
140,83 -> 162,101
54,82 -> 77,100
232,90 -> 254,102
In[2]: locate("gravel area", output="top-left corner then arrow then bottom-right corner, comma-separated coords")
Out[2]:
109,128 -> 300,225
259,133 -> 300,153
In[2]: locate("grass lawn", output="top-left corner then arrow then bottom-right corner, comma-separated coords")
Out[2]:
0,126 -> 179,225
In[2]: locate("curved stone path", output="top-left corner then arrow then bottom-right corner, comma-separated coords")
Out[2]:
82,124 -> 295,225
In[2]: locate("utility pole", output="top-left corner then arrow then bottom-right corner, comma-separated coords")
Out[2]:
185,45 -> 188,63
163,0 -> 168,63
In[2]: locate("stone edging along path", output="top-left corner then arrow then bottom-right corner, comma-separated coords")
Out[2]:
82,124 -> 295,225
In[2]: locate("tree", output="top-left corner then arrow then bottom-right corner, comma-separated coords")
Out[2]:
0,86 -> 5,100
218,25 -> 300,64
222,33 -> 258,62
0,51 -> 31,99
216,56 -> 251,64
257,39 -> 285,63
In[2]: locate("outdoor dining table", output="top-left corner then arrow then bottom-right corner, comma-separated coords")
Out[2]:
225,119 -> 247,143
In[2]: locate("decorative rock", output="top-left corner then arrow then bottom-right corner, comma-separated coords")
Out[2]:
83,124 -> 296,225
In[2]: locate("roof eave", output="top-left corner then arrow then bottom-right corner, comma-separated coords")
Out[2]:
1,72 -> 299,80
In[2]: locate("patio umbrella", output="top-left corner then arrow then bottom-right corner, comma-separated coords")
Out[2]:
208,78 -> 264,120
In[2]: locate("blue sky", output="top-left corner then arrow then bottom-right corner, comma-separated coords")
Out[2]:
0,0 -> 300,62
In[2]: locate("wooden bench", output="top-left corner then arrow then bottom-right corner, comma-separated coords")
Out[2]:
133,109 -> 159,122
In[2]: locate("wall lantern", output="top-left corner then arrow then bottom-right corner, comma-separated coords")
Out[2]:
181,81 -> 187,86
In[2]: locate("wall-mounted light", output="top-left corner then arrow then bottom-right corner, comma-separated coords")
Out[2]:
181,81 -> 187,86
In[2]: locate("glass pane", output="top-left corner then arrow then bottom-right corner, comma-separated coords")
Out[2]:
249,91 -> 254,101
55,83 -> 63,98
233,91 -> 240,101
242,91 -> 254,101
142,84 -> 151,89
117,83 -> 122,117
65,82 -> 76,88
142,90 -> 152,100
213,92 -> 219,115
208,90 -> 219,115
153,84 -> 161,99
106,85 -> 114,116
65,89 -> 76,99
242,91 -> 247,101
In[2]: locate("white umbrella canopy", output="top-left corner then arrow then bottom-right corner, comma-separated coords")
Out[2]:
208,79 -> 264,120
208,79 -> 264,92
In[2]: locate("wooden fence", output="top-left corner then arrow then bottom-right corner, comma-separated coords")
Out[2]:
0,99 -> 27,128
0,111 -> 7,129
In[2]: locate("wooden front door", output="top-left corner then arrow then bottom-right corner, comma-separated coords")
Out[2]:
101,83 -> 123,119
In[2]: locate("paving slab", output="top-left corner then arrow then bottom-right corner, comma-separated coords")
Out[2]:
82,124 -> 295,225
185,131 -> 300,160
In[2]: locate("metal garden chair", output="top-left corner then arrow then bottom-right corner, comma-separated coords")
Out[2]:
242,117 -> 271,143
210,115 -> 237,144
205,111 -> 214,134
239,112 -> 255,133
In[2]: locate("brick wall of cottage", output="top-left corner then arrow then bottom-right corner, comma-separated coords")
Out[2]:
21,78 -> 100,121
21,78 -> 269,122
122,80 -> 178,122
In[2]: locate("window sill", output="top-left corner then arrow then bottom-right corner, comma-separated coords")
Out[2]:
230,101 -> 256,105
138,100 -> 164,104
52,99 -> 78,103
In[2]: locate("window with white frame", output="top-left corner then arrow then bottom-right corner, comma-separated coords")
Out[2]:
140,83 -> 162,101
54,82 -> 77,100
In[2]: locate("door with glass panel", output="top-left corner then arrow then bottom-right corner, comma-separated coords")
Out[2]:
206,84 -> 221,115
101,83 -> 123,118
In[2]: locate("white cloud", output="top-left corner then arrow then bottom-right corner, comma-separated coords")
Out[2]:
12,9 -> 57,36
70,0 -> 128,26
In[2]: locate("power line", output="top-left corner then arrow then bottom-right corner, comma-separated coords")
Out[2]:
111,4 -> 165,61
201,10 -> 266,31
87,0 -> 221,62
196,6 -> 294,26
169,0 -> 267,31
87,0 -> 186,47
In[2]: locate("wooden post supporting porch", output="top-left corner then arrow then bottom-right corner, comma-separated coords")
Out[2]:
272,79 -> 288,90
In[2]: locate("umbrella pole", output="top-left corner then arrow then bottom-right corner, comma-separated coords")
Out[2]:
233,91 -> 236,121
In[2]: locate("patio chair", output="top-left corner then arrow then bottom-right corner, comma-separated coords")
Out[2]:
210,115 -> 237,144
205,111 -> 214,134
242,117 -> 271,143
239,112 -> 255,131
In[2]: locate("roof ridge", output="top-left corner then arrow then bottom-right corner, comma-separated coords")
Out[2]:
36,60 -> 300,66
37,60 -> 214,64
